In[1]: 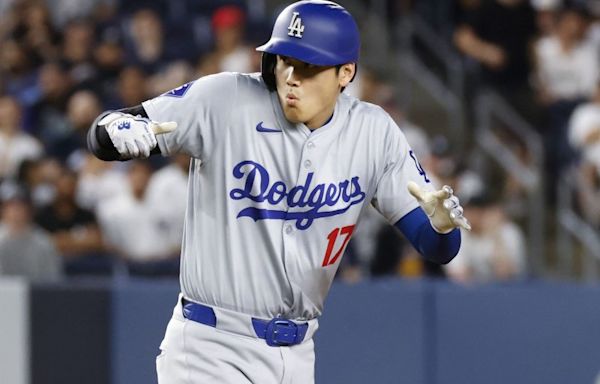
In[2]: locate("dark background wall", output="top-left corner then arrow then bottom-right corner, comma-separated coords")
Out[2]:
11,279 -> 600,384
30,282 -> 111,384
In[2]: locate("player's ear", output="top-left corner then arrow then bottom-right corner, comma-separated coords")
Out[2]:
338,63 -> 355,88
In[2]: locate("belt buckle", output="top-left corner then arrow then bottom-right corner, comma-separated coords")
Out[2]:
265,318 -> 298,346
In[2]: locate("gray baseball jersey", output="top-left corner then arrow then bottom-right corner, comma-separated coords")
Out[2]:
142,72 -> 430,320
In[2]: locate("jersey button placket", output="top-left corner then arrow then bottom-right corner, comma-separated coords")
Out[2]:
303,159 -> 312,169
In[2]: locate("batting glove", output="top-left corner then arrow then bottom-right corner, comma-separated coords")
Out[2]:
99,112 -> 177,159
407,181 -> 471,234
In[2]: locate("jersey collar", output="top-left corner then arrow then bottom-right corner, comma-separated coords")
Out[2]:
269,91 -> 344,138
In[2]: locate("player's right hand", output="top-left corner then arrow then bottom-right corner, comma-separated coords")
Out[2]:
99,111 -> 177,158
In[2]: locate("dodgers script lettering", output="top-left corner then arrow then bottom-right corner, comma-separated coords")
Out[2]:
229,160 -> 366,230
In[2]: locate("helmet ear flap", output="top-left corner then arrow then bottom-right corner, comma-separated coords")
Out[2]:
261,53 -> 277,92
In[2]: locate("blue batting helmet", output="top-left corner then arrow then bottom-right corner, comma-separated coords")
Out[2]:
256,0 -> 360,66
256,0 -> 360,90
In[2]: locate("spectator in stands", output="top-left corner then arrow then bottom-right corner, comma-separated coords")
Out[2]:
584,0 -> 600,44
96,160 -> 179,276
534,6 -> 598,106
574,159 -> 600,228
198,5 -> 257,75
446,193 -> 526,283
145,153 -> 190,251
50,89 -> 102,163
30,62 -> 73,148
0,181 -> 62,282
347,66 -> 395,109
531,0 -> 561,38
17,156 -> 62,208
35,167 -> 108,275
148,60 -> 194,97
453,0 -> 538,122
75,153 -> 128,211
196,53 -> 220,78
0,95 -> 43,179
125,8 -> 169,74
569,80 -> 600,172
533,5 -> 598,200
46,0 -> 105,28
569,80 -> 600,226
10,0 -> 60,65
0,39 -> 39,111
61,19 -> 97,86
105,66 -> 148,109
93,38 -> 124,100
421,135 -> 484,203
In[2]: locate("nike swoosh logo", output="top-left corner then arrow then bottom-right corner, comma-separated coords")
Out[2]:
256,122 -> 282,133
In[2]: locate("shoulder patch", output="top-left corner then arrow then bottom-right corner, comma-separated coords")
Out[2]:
162,81 -> 195,98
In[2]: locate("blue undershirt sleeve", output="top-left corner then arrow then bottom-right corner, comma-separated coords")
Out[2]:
394,207 -> 461,264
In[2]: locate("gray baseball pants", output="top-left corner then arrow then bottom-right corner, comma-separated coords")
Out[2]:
156,295 -> 318,384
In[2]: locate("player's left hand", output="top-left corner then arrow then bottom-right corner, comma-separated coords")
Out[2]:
407,181 -> 471,234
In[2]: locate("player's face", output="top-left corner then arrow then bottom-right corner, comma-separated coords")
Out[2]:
275,55 -> 355,129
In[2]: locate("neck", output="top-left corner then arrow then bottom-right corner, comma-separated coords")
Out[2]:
559,36 -> 576,51
305,108 -> 335,130
133,190 -> 145,200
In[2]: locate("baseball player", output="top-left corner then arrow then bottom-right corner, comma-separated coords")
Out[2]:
87,1 -> 470,383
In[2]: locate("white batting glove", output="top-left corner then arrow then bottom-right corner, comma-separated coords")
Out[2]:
99,112 -> 177,158
407,181 -> 471,234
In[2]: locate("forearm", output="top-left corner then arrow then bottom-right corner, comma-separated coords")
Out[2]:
53,227 -> 105,256
87,111 -> 122,161
454,26 -> 500,63
395,207 -> 461,264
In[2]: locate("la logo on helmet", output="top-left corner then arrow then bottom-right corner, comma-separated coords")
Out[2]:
287,12 -> 305,38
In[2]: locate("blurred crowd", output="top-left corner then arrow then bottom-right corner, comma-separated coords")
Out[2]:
0,0 -> 265,281
0,0 -> 598,285
451,0 -> 600,203
448,0 -> 600,280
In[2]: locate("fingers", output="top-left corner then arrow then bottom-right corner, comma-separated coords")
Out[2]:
453,215 -> 472,231
449,206 -> 463,219
135,139 -> 151,158
409,181 -> 452,202
150,121 -> 178,135
125,142 -> 139,158
142,131 -> 156,150
433,185 -> 452,200
407,181 -> 425,202
124,139 -> 152,158
445,193 -> 471,231
443,196 -> 460,210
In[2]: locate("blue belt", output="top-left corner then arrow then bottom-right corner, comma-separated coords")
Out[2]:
181,298 -> 309,347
